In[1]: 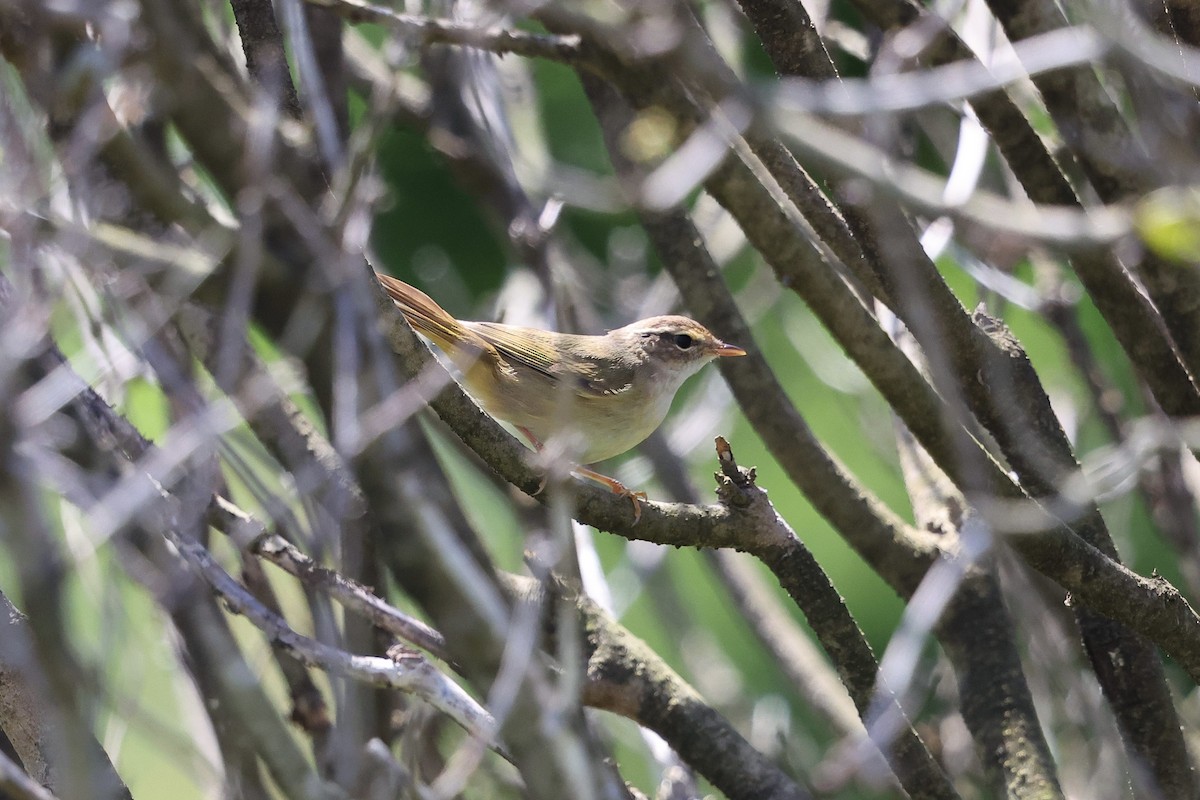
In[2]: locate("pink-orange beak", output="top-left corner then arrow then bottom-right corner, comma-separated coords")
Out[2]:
714,342 -> 747,357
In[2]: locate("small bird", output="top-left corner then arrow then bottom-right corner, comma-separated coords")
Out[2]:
378,273 -> 746,519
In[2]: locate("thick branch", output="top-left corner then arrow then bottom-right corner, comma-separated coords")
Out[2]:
505,574 -> 813,800
895,424 -> 1063,799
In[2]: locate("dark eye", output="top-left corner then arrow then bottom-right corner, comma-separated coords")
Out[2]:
673,333 -> 694,349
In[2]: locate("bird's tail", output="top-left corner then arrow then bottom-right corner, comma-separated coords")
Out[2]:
376,272 -> 493,360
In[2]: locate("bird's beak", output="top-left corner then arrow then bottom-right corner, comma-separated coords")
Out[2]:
714,341 -> 747,357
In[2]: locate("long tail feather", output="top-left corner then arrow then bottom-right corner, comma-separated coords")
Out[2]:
376,273 -> 457,337
376,273 -> 494,359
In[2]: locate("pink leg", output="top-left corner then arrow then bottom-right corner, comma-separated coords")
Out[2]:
572,464 -> 647,524
518,427 -> 645,522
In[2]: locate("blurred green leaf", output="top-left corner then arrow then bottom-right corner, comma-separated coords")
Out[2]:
1135,186 -> 1200,263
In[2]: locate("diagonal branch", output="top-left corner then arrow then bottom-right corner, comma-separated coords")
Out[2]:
308,0 -> 584,62
506,572 -> 813,800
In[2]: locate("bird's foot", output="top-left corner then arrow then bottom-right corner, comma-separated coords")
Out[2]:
573,465 -> 647,523
518,428 -> 647,522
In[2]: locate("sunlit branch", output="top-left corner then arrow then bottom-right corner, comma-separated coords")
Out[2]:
164,524 -> 502,750
764,107 -> 1130,250
209,495 -> 451,661
771,26 -> 1106,114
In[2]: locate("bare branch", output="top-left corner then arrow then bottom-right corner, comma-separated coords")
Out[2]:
164,524 -> 501,750
510,572 -> 814,800
308,0 -> 584,63
893,420 -> 1063,798
209,496 -> 451,661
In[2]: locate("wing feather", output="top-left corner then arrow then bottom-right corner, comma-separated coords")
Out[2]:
379,274 -> 639,400
469,322 -> 637,398
469,322 -> 557,380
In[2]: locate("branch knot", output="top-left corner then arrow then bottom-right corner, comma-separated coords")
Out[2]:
714,436 -> 756,508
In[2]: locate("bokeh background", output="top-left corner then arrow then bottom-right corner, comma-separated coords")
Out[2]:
4,0 -> 1199,798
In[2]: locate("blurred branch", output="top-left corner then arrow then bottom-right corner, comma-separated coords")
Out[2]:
773,27 -> 1104,112
309,0 -> 584,62
0,590 -> 130,800
0,747 -> 59,800
765,109 -> 1128,250
985,0 -> 1200,388
296,0 -> 350,162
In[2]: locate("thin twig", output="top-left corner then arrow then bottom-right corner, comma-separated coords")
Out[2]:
163,525 -> 501,751
209,495 -> 451,661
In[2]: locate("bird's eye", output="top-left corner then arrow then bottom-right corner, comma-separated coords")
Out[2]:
673,333 -> 694,350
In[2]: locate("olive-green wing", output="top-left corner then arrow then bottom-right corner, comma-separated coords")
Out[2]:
469,322 -> 636,398
468,322 -> 557,379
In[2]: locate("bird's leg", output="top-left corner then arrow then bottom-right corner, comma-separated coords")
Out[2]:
517,426 -> 550,496
517,426 -> 645,522
571,465 -> 647,523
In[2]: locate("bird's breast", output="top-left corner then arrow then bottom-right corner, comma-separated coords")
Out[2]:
463,365 -> 667,464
